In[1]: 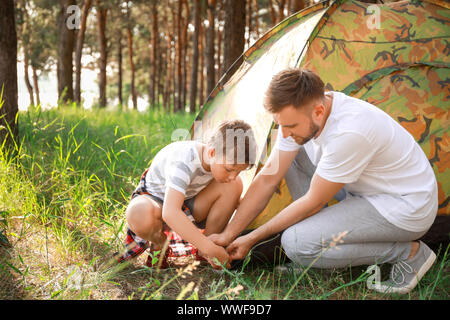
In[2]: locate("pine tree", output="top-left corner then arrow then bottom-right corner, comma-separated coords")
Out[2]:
0,0 -> 19,147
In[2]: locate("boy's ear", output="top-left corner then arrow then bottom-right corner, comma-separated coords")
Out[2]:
207,147 -> 216,159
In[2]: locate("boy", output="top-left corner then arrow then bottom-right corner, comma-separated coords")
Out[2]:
117,119 -> 257,269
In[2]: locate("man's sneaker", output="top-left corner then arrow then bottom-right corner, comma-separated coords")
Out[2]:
375,241 -> 436,294
274,262 -> 305,275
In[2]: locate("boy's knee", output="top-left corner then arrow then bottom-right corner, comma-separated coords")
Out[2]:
229,177 -> 244,207
220,176 -> 243,199
126,197 -> 161,236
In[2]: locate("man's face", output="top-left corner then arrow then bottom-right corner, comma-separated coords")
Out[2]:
273,104 -> 321,146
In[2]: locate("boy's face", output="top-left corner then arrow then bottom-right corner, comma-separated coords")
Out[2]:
208,148 -> 249,183
211,161 -> 249,183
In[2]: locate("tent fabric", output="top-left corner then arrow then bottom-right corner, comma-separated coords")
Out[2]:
190,0 -> 449,232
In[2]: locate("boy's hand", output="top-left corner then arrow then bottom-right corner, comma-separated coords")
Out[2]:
202,243 -> 231,270
208,232 -> 232,248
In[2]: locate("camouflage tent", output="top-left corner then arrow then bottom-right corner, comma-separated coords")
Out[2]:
191,0 -> 449,247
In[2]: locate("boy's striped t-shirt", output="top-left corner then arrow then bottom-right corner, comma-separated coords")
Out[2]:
143,141 -> 213,200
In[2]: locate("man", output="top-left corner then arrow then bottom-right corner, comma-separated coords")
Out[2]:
210,68 -> 438,294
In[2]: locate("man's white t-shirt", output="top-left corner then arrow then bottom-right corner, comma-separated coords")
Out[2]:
275,91 -> 438,232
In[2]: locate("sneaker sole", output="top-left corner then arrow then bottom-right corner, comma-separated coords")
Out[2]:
274,264 -> 304,274
378,249 -> 437,295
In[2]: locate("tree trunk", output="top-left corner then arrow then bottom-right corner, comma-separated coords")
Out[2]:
247,0 -> 252,49
117,33 -> 123,108
217,0 -> 224,78
96,0 -> 108,108
278,0 -> 286,22
289,0 -> 305,14
157,40 -> 164,109
189,0 -> 200,114
174,0 -> 184,112
167,7 -> 177,111
253,0 -> 260,38
20,2 -> 34,107
165,32 -> 173,112
127,25 -> 137,110
157,8 -> 165,111
75,0 -> 92,105
199,19 -> 205,106
162,6 -> 171,111
57,0 -> 76,104
0,0 -> 19,147
223,0 -> 246,74
149,0 -> 158,108
205,0 -> 216,98
32,66 -> 40,107
24,51 -> 35,106
268,0 -> 277,25
182,0 -> 190,112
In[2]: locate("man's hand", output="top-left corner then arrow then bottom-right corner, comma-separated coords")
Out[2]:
226,234 -> 255,261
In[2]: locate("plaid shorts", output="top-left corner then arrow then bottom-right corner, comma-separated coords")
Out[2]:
117,169 -> 204,262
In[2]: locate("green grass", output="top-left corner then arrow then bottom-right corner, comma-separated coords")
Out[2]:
0,105 -> 448,300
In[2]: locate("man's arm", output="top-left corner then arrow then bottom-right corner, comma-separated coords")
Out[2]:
226,173 -> 344,260
214,148 -> 299,246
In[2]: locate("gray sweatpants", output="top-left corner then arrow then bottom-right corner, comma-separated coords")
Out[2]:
281,146 -> 428,268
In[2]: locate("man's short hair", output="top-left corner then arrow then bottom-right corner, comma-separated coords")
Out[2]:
207,119 -> 257,167
263,68 -> 325,113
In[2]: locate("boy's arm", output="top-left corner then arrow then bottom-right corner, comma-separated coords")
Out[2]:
162,187 -> 230,268
213,148 -> 299,246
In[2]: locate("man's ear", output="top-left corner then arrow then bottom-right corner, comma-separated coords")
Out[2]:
312,102 -> 325,122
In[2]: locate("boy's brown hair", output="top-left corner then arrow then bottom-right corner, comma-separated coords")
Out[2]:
207,119 -> 257,167
263,68 -> 325,113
